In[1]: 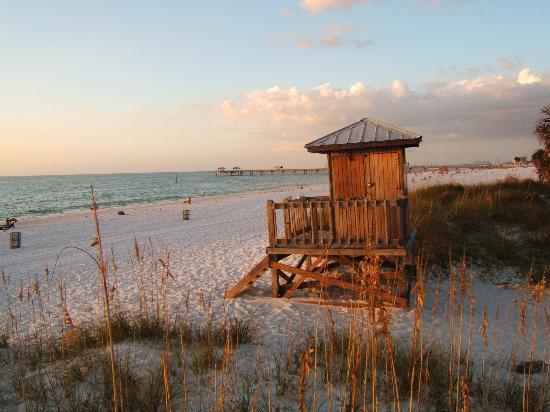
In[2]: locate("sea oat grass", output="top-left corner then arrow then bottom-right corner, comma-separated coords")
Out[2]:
191,342 -> 222,375
473,373 -> 549,412
0,327 -> 9,349
410,179 -> 550,279
192,315 -> 259,347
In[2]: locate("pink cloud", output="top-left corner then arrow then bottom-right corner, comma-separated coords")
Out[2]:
300,0 -> 370,13
279,7 -> 297,17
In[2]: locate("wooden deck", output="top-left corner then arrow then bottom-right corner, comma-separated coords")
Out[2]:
226,195 -> 415,308
225,253 -> 414,308
267,196 -> 409,255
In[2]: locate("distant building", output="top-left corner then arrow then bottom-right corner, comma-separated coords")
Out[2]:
216,167 -> 226,172
473,160 -> 491,168
512,156 -> 527,165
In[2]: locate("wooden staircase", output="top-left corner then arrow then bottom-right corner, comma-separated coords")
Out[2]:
224,256 -> 270,298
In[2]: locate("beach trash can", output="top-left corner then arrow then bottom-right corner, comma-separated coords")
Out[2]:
9,232 -> 21,249
182,209 -> 190,220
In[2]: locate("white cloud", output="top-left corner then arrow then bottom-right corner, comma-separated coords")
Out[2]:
300,0 -> 368,13
391,80 -> 408,98
516,67 -> 542,85
350,81 -> 366,96
218,70 -> 549,163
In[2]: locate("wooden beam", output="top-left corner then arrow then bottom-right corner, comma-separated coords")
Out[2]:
283,275 -> 307,299
272,262 -> 406,305
296,255 -> 308,269
280,280 -> 321,292
340,256 -> 358,272
282,256 -> 324,299
272,262 -> 364,293
225,256 -> 270,298
306,256 -> 323,272
292,297 -> 408,309
277,269 -> 292,283
267,201 -> 276,247
266,247 -> 406,257
379,269 -> 409,281
305,138 -> 422,154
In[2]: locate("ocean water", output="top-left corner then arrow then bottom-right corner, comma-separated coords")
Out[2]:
0,171 -> 328,219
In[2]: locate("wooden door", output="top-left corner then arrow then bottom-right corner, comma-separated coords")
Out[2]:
365,151 -> 404,243
330,153 -> 367,200
365,151 -> 403,201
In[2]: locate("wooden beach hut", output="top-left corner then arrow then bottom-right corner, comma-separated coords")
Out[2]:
226,118 -> 422,307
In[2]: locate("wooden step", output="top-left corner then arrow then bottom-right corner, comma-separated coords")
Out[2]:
225,256 -> 270,298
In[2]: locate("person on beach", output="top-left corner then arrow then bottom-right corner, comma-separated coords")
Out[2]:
0,218 -> 17,231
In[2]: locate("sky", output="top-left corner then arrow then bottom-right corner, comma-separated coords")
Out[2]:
0,0 -> 549,176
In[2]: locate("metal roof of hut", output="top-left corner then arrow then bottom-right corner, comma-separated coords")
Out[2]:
305,117 -> 422,153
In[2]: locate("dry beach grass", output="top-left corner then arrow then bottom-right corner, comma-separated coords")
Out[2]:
0,179 -> 548,411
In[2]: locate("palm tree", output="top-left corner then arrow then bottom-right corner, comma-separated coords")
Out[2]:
532,149 -> 550,182
534,105 -> 550,151
532,105 -> 550,181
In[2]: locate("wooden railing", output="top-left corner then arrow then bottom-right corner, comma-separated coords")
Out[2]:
267,197 -> 408,249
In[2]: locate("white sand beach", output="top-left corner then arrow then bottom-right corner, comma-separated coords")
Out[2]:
0,166 -> 546,366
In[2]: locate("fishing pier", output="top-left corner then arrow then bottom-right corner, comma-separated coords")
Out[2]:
215,167 -> 326,176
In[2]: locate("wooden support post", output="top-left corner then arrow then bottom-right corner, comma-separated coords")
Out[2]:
310,201 -> 318,246
267,200 -> 276,247
270,255 -> 279,298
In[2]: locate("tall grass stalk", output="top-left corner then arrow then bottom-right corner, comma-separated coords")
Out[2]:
90,185 -> 120,412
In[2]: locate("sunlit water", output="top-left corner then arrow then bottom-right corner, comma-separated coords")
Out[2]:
0,171 -> 328,218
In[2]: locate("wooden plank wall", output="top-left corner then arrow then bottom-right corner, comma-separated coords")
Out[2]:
329,149 -> 406,240
330,150 -> 404,201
